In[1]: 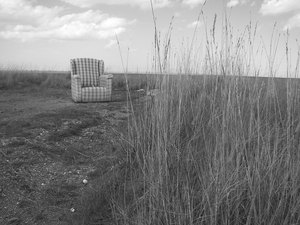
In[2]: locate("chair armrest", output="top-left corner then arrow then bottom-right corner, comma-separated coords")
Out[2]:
99,74 -> 113,89
71,74 -> 82,102
72,74 -> 81,80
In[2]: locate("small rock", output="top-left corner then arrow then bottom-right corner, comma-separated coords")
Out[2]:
7,217 -> 21,224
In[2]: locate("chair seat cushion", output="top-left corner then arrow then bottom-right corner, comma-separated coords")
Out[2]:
81,87 -> 110,102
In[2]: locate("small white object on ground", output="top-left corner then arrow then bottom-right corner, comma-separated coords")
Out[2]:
82,179 -> 88,184
147,89 -> 160,96
70,208 -> 75,212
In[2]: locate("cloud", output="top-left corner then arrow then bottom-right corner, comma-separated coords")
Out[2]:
0,0 -> 134,41
61,0 -> 172,9
182,0 -> 206,8
227,0 -> 239,7
105,39 -> 117,48
226,0 -> 249,8
187,20 -> 203,28
284,13 -> 300,30
260,0 -> 300,15
100,17 -> 130,29
0,0 -> 62,25
61,0 -> 206,9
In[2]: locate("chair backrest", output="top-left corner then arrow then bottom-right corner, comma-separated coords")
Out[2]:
70,58 -> 104,87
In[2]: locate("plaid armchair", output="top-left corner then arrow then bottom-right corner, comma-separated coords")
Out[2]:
70,58 -> 113,102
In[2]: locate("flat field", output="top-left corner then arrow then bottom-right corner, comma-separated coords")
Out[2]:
0,71 -> 147,225
1,71 -> 300,225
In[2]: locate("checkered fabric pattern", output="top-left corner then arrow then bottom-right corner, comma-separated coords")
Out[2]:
70,58 -> 113,102
71,75 -> 82,102
71,58 -> 104,87
82,87 -> 110,102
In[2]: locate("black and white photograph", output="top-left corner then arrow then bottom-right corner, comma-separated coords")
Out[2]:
1,0 -> 300,224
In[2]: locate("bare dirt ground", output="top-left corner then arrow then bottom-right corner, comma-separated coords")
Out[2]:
0,87 -> 145,225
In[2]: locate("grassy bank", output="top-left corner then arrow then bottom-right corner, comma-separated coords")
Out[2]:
102,5 -> 300,225
109,74 -> 300,225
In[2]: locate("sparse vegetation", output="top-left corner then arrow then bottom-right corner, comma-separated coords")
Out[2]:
0,70 -> 71,89
1,5 -> 300,225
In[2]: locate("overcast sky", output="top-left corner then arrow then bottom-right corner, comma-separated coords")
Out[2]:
0,0 -> 300,75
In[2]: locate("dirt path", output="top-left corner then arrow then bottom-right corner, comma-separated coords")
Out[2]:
0,88 -> 144,225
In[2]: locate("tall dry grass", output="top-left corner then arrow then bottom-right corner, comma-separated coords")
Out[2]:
108,5 -> 300,225
0,70 -> 151,91
0,70 -> 71,89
